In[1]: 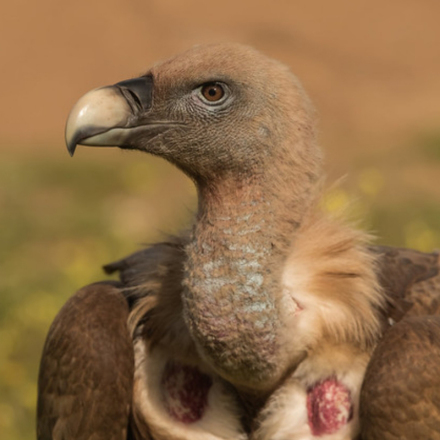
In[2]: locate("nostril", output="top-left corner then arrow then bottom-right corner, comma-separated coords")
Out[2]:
126,89 -> 143,110
114,76 -> 154,112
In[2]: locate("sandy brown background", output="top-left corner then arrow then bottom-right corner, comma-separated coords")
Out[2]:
2,0 -> 440,153
1,1 -> 439,439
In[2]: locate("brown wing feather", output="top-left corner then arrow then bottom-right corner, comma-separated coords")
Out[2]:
359,247 -> 440,439
104,238 -> 198,362
360,316 -> 440,440
37,282 -> 134,440
371,245 -> 440,323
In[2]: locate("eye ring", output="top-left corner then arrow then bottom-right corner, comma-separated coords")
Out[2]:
197,82 -> 229,105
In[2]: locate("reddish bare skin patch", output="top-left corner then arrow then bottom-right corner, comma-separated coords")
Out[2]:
307,378 -> 353,436
161,361 -> 213,423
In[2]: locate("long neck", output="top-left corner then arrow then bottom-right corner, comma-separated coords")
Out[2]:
182,149 -> 320,389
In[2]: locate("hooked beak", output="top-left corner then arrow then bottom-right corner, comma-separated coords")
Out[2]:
65,76 -> 156,156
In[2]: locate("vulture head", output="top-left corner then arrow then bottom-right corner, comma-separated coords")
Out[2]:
65,44 -> 378,393
66,43 -> 321,197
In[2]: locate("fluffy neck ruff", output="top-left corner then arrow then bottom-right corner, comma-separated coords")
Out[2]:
279,209 -> 384,356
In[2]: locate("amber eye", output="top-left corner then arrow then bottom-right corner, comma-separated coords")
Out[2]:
201,83 -> 225,102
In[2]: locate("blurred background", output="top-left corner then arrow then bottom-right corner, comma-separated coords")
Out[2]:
1,1 -> 440,438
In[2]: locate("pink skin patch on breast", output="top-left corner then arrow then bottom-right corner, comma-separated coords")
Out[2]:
307,378 -> 353,436
161,361 -> 213,423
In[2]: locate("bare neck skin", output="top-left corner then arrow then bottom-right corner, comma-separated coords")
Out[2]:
182,158 -> 319,389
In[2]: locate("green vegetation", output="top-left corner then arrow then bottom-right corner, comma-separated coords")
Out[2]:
421,132 -> 440,162
0,148 -> 439,440
0,152 -> 195,440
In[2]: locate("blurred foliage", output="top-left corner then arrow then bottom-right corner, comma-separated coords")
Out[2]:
0,146 -> 439,440
421,132 -> 440,161
323,166 -> 440,250
0,152 -> 195,440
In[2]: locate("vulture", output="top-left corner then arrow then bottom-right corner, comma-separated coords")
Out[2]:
38,43 -> 440,440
